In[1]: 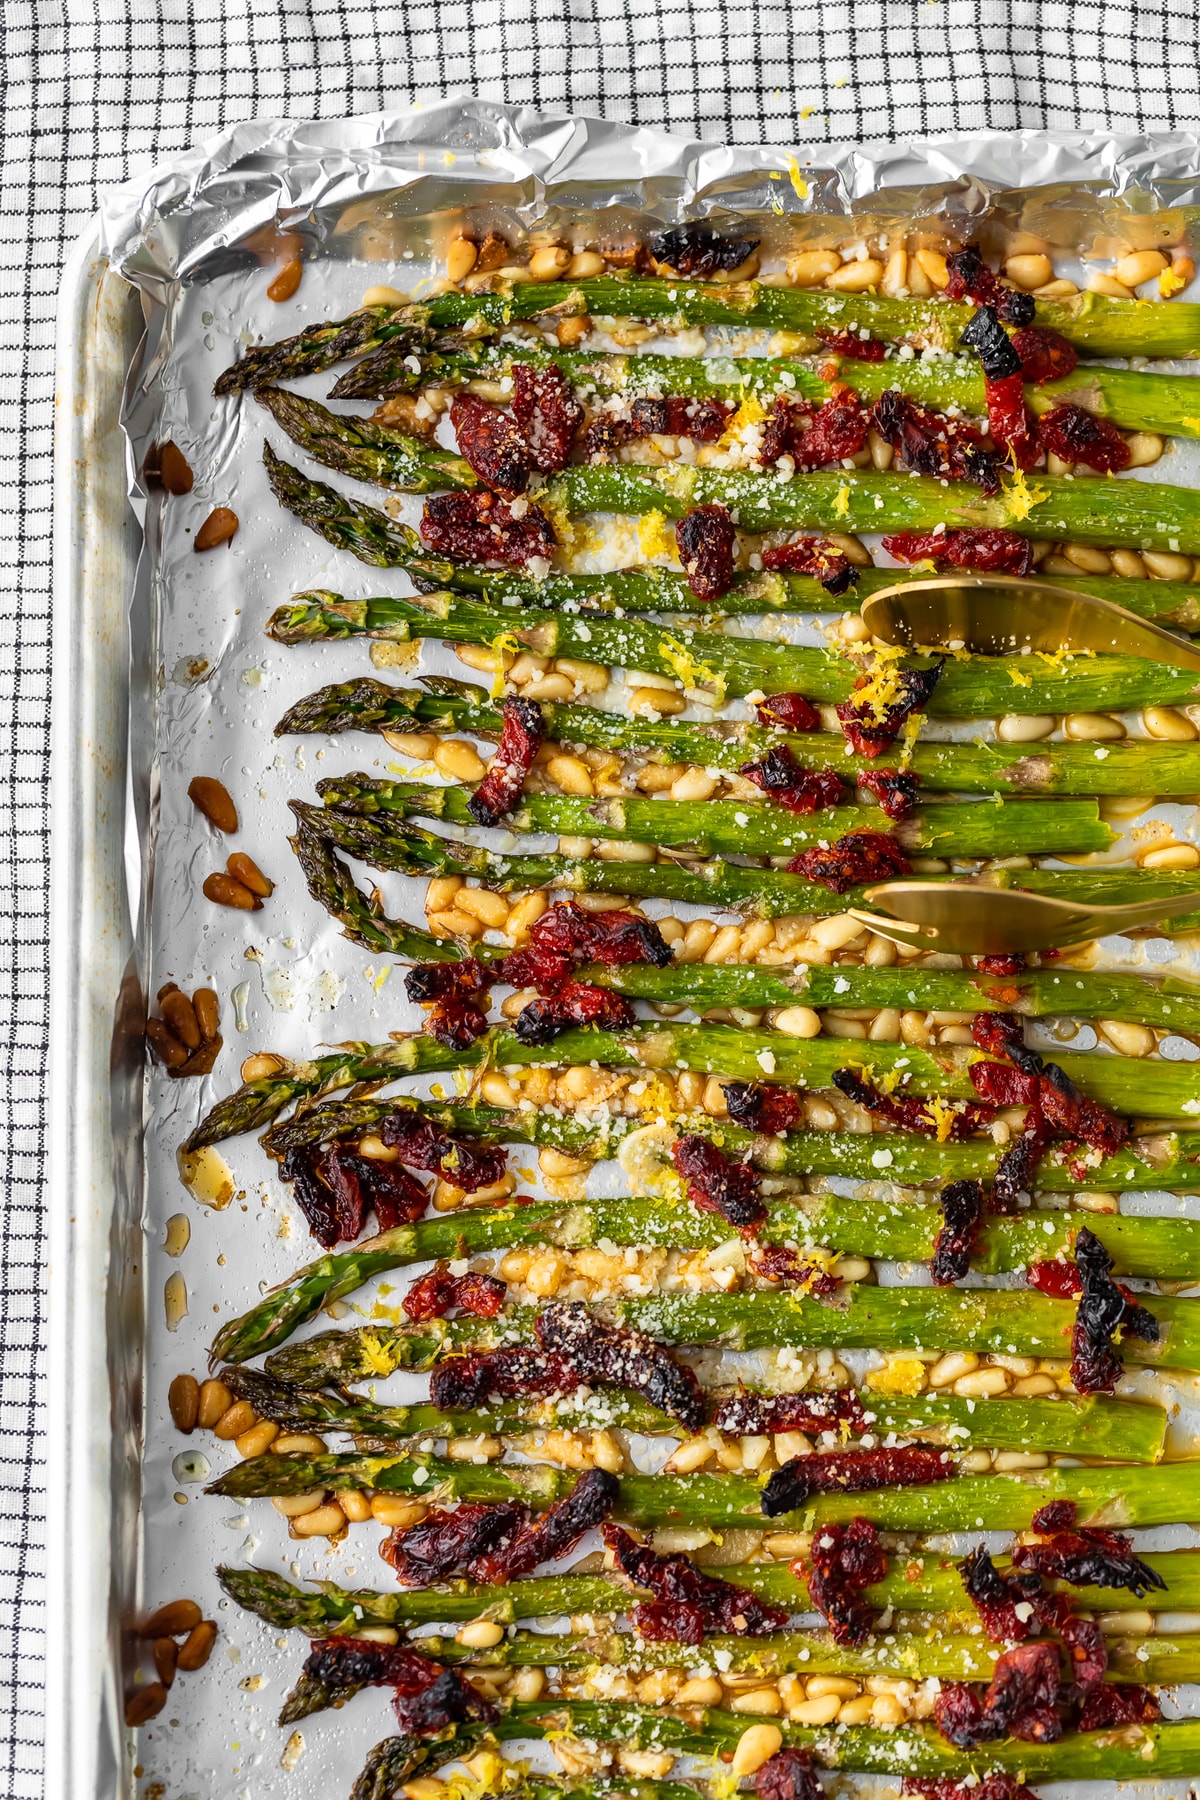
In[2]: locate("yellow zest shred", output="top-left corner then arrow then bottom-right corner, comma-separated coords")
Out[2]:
1008,662 -> 1033,687
638,509 -> 681,562
833,483 -> 852,518
922,1095 -> 962,1143
488,628 -> 522,698
638,1073 -> 679,1124
1159,265 -> 1188,298
784,154 -> 810,200
1002,460 -> 1050,522
356,1330 -> 395,1378
656,631 -> 727,706
898,709 -> 925,771
866,1354 -> 927,1396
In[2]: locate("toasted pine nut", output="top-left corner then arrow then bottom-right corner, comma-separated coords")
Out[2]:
159,987 -> 200,1049
370,1494 -> 428,1527
864,933 -> 897,966
152,1637 -> 177,1686
1005,253 -> 1053,290
913,247 -> 949,288
336,1489 -> 372,1523
996,714 -> 1056,743
771,1005 -> 822,1037
1063,713 -> 1125,742
631,686 -> 686,717
811,913 -> 866,950
158,441 -> 194,494
867,428 -> 894,469
168,1374 -> 200,1433
546,754 -> 595,797
1097,1017 -> 1156,1059
146,1019 -> 187,1069
1012,1373 -> 1058,1396
360,283 -> 408,307
523,674 -> 575,701
1116,249 -> 1168,288
235,1420 -> 279,1459
1033,278 -> 1080,297
446,238 -> 478,283
271,1489 -> 329,1520
193,989 -> 220,1042
529,245 -> 571,281
226,852 -> 273,897
194,507 -> 239,551
456,642 -> 514,674
505,891 -> 547,940
1111,548 -> 1148,578
214,1400 -> 257,1440
838,1695 -> 877,1724
788,250 -> 842,287
381,730 -> 437,758
272,1433 -> 327,1455
1087,272 -> 1135,299
774,1430 -> 812,1463
928,1351 -> 979,1387
790,1694 -> 843,1724
291,1502 -> 347,1538
434,739 -> 487,783
540,1147 -> 592,1179
445,1434 -> 502,1461
197,1379 -> 232,1429
595,838 -> 656,862
187,776 -> 238,833
1145,549 -> 1194,581
203,871 -> 260,911
994,1451 -> 1049,1472
510,1666 -> 546,1700
455,886 -> 509,929
670,768 -> 718,802
731,1723 -> 785,1776
954,1366 -> 1011,1397
124,1683 -> 168,1725
140,1598 -> 202,1639
702,1077 -> 729,1117
240,1052 -> 286,1082
425,875 -> 463,912
267,259 -> 303,302
808,1675 -> 860,1700
1141,843 -> 1200,870
429,908 -> 483,939
525,1249 -> 567,1296
881,245 -> 907,296
567,249 -> 605,278
456,1618 -> 506,1648
1125,433 -> 1164,469
703,925 -> 742,964
555,657 -> 608,692
871,1693 -> 907,1725
1063,543 -> 1112,575
731,1687 -> 784,1715
826,259 -> 883,292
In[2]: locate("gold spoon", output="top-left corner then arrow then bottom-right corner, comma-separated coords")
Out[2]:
860,573 -> 1200,673
848,880 -> 1200,956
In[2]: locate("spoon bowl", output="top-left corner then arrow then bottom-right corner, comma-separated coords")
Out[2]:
848,880 -> 1200,956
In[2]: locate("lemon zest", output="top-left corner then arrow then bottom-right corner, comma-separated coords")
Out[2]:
922,1095 -> 961,1143
488,628 -> 522,699
638,509 -> 681,562
898,709 -> 925,771
833,483 -> 852,518
656,631 -> 727,706
356,1329 -> 395,1378
1002,460 -> 1050,523
1159,265 -> 1188,298
866,1354 -> 927,1396
784,154 -> 810,200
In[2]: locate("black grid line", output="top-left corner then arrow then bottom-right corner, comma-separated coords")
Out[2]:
9,2 -> 1200,1788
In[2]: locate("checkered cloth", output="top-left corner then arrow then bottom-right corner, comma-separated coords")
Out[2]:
4,1 -> 1200,1788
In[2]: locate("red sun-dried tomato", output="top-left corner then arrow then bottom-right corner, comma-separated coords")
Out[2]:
871,390 -> 1000,492
676,502 -> 736,601
882,527 -> 1034,576
859,767 -> 921,820
721,1080 -> 803,1135
756,1749 -> 826,1800
798,1515 -> 887,1644
762,1445 -> 954,1516
428,1346 -> 576,1412
382,1498 -> 531,1584
994,1124 -> 1050,1210
1014,1523 -> 1165,1598
469,1468 -> 620,1583
1041,1590 -> 1108,1688
959,1545 -> 1045,1644
1010,326 -> 1078,385
971,1008 -> 1039,1068
1037,402 -> 1132,472
510,361 -> 582,473
604,1523 -> 789,1644
1031,1499 -> 1077,1533
715,1387 -> 868,1437
1027,1258 -> 1082,1299
904,1779 -> 1038,1800
984,370 -> 1038,466
749,1245 -> 843,1296
835,658 -> 945,759
945,246 -> 1035,326
930,1179 -> 987,1284
525,898 -> 673,968
648,224 -> 759,278
420,489 -> 557,566
401,1261 -> 506,1322
787,830 -> 912,893
300,1636 -> 495,1733
279,1142 -> 431,1247
672,1132 -> 766,1237
630,395 -> 733,441
379,1113 -> 509,1194
830,1067 -> 992,1139
984,1641 -> 1064,1742
739,746 -> 845,815
513,980 -> 635,1044
978,952 -> 1027,975
760,390 -> 870,470
449,391 -> 532,493
1077,1684 -> 1162,1730
393,1667 -> 497,1735
467,695 -> 544,827
1071,1227 -> 1160,1394
405,957 -> 494,1048
755,691 -> 822,731
761,536 -> 857,595
817,327 -> 887,361
536,1298 -> 707,1433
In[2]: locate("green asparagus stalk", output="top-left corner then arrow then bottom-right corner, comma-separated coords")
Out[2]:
263,454 -> 1200,628
280,674 -> 1200,797
267,582 -> 1200,712
226,1362 -> 1167,1463
257,386 -> 477,491
209,1448 -> 1200,1532
336,338 -> 1200,441
319,771 -> 1116,859
218,1549 -> 1200,1637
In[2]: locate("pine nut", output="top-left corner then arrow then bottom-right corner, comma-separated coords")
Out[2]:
140,1598 -> 202,1638
771,1005 -> 822,1037
381,730 -> 437,758
1005,253 -> 1054,290
808,1675 -> 860,1700
954,1366 -> 1011,1397
702,1077 -> 729,1116
188,776 -> 238,833
370,1495 -> 429,1527
352,1626 -> 399,1644
564,249 -> 604,279
804,1098 -> 839,1130
272,1433 -> 327,1455
226,852 -> 272,897
871,1694 -> 907,1725
838,1695 -> 877,1724
480,1072 -> 518,1109
194,507 -> 238,551
824,1016 -> 867,1039
914,248 -> 949,288
235,1420 -> 279,1458
906,256 -> 933,297
540,1147 -> 592,1178
272,1488 -> 329,1518
434,739 -> 487,783
1116,249 -> 1168,288
214,1400 -> 257,1440
203,871 -> 260,910
455,887 -> 510,929
445,1434 -> 502,1461
267,259 -> 303,302
546,754 -> 595,797
1098,1018 -> 1156,1057
1012,1373 -> 1058,1396
811,913 -> 866,950
193,989 -> 219,1043
826,260 -> 883,292
444,237 -> 479,283
594,839 -> 656,862
511,1666 -> 546,1700
169,1374 -> 200,1433
528,245 -> 570,281
197,1379 -> 232,1429
731,1687 -> 785,1715
774,1431 -> 812,1462
864,933 -> 897,966
1125,433 -> 1164,469
928,1351 -> 979,1387
525,1250 -> 567,1295
125,1683 -> 168,1725
1141,842 -> 1200,870
331,1487 -> 368,1523
993,1451 -> 1049,1472
555,657 -> 608,692
678,920 -> 717,963
880,245 -> 907,296
670,769 -> 718,802
868,1008 -> 902,1041
429,909 -> 483,939
763,1532 -> 811,1557
1033,279 -> 1080,297
291,1502 -> 347,1538
731,1723 -> 785,1777
425,876 -> 463,912
788,250 -> 842,287
789,1693 -> 842,1724
631,687 -> 686,717
1074,1190 -> 1119,1213
703,925 -> 743,964
457,1619 -> 505,1648
1087,273 -> 1135,300
505,891 -> 547,940
1063,713 -> 1125,741
523,674 -> 575,701
867,429 -> 894,470
1063,544 -> 1112,575
456,642 -> 514,674
675,1675 -> 723,1705
356,1135 -> 397,1160
158,441 -> 193,494
509,652 -> 551,684
996,714 -> 1056,743
831,1254 -> 871,1281
825,532 -> 871,566
360,283 -> 409,307
1111,549 -> 1148,578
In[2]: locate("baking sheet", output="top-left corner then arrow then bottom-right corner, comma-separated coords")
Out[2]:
52,102 -> 1200,1799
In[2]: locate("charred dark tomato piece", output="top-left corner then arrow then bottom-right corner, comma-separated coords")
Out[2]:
749,1245 -> 843,1296
930,1179 -> 986,1284
510,361 -> 582,473
978,952 -> 1027,975
382,1499 -> 531,1585
933,1683 -> 993,1749
515,898 -> 672,969
882,527 -> 1034,577
816,327 -> 887,362
428,1346 -> 577,1412
771,389 -> 871,470
835,658 -> 945,759
379,1114 -> 509,1194
279,1143 -> 363,1248
392,1666 -> 496,1734
1031,1499 -> 1077,1533
798,1515 -> 887,1645
420,489 -> 557,567
716,1388 -> 868,1437
469,1467 -> 620,1583
630,395 -> 733,442
739,746 -> 845,815
945,246 -> 1035,326
466,696 -> 544,827
405,958 -> 494,1048
985,370 -> 1038,466
871,389 -> 1000,492
994,1126 -> 1049,1210
721,1080 -> 803,1135
761,536 -> 857,595
959,304 -> 1022,379
982,1640 -> 1063,1743
755,692 -> 822,732
513,980 -> 635,1044
762,1445 -> 954,1516
401,1261 -> 506,1322
1037,402 -> 1132,472
1077,1684 -> 1163,1730
904,1779 -> 1038,1800
755,1749 -> 826,1800
859,767 -> 920,820
604,1522 -> 789,1644
1071,1227 -> 1160,1395
676,502 -> 736,601
971,1009 -> 1042,1072
647,224 -> 759,278
301,1635 -> 437,1695
787,830 -> 912,894
1043,1593 -> 1108,1688
583,414 -> 629,461
831,1067 -> 991,1140
449,391 -> 532,494
1010,325 -> 1078,385
536,1298 -> 707,1433
672,1132 -> 766,1237
958,1545 -> 1043,1643
1013,1522 -> 1165,1597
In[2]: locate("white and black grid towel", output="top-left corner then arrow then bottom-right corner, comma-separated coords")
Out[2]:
6,1 -> 1200,1788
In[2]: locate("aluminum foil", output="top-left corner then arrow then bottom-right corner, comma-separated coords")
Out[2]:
94,103 -> 1200,1800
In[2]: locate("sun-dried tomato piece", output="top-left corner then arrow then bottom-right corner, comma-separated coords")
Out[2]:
604,1523 -> 789,1644
513,980 -> 635,1044
835,659 -> 946,759
882,527 -> 1034,577
859,767 -> 921,820
984,371 -> 1038,466
1077,1684 -> 1162,1729
1014,1524 -> 1165,1597
648,224 -> 759,278
379,1114 -> 508,1194
933,1683 -> 994,1748
985,1640 -> 1064,1742
817,327 -> 887,362
1039,1591 -> 1108,1688
279,1144 -> 363,1247
420,490 -> 557,567
630,395 -> 733,441
798,1516 -> 887,1645
761,536 -> 857,595
467,695 -> 544,827
978,952 -> 1027,975
959,1546 -> 1044,1644
831,1068 -> 992,1139
945,247 -> 1035,326
971,1008 -> 1041,1071
536,1299 -> 707,1433
755,692 -> 822,732
405,958 -> 495,1049
994,1125 -> 1049,1210
872,390 -> 1001,492
402,1261 -> 506,1322
761,1445 -> 954,1516
1037,402 -> 1132,472
302,1636 -> 438,1695
715,1388 -> 868,1437
767,389 -> 871,470
756,1749 -> 826,1800
1072,1227 -> 1160,1395
449,392 -> 532,493
749,1245 -> 843,1296
510,361 -> 582,473
931,1179 -> 987,1284
470,1467 -> 620,1583
428,1347 -> 576,1412
959,305 -> 1022,379
739,746 -> 845,815
583,414 -> 628,461
672,1132 -> 766,1237
1032,1499 -> 1077,1533
787,830 -> 912,894
904,1778 -> 1038,1800
1027,1259 -> 1082,1299
676,502 -> 736,601
1010,326 -> 1078,385
392,1666 -> 497,1734
382,1499 -> 531,1585
519,899 -> 673,969
721,1081 -> 804,1135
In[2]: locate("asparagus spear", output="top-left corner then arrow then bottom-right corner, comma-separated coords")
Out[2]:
218,1549 -> 1200,1635
267,584 -> 1200,712
227,1362 -> 1168,1462
210,1449 -> 1200,1531
319,772 -> 1116,859
256,386 -> 477,491
264,454 -> 1200,628
280,675 -> 1200,797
